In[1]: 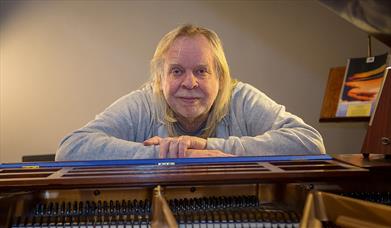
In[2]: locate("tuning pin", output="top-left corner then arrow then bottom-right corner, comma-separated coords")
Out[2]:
84,201 -> 90,215
53,202 -> 59,216
133,199 -> 139,214
103,200 -> 109,215
72,201 -> 77,216
91,201 -> 97,216
139,200 -> 145,214
97,200 -> 102,215
200,197 -> 206,210
107,200 -> 113,221
184,198 -> 189,212
188,198 -> 194,212
128,200 -> 134,214
59,202 -> 66,216
240,196 -> 245,207
145,199 -> 151,214
34,203 -> 41,216
253,195 -> 260,207
121,200 -> 127,215
172,199 -> 179,213
65,202 -> 71,216
78,201 -> 83,216
42,203 -> 47,216
204,197 -> 210,210
47,202 -> 53,216
212,196 -> 218,209
225,196 -> 232,208
206,197 -> 211,210
115,200 -> 120,215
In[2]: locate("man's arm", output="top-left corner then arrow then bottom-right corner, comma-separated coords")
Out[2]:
55,88 -> 159,161
206,83 -> 325,156
143,136 -> 234,158
143,83 -> 325,158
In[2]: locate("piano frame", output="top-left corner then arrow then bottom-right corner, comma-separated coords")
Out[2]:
0,154 -> 390,227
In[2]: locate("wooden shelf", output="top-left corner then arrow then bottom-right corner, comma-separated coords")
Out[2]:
319,116 -> 369,123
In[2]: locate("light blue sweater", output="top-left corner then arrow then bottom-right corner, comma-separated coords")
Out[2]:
55,82 -> 325,160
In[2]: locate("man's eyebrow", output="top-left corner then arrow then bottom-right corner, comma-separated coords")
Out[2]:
195,64 -> 210,68
168,63 -> 181,66
168,64 -> 183,68
167,63 -> 211,69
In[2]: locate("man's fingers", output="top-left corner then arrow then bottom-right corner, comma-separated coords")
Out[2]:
153,136 -> 207,158
160,138 -> 180,158
189,137 -> 207,150
159,139 -> 170,158
178,136 -> 190,158
167,139 -> 178,158
143,136 -> 162,146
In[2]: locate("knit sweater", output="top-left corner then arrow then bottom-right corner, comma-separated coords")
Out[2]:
55,82 -> 325,160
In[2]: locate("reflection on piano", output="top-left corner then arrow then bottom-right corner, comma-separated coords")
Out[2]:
0,155 -> 391,227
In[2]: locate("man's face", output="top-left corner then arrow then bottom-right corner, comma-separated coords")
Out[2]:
161,35 -> 219,122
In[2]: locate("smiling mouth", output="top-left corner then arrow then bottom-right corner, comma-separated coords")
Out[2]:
178,97 -> 199,103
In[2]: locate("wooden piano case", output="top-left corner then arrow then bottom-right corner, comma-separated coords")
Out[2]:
0,155 -> 390,227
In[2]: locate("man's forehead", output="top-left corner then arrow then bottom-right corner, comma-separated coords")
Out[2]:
165,35 -> 213,61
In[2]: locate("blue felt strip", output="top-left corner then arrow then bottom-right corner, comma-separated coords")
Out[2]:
0,154 -> 332,169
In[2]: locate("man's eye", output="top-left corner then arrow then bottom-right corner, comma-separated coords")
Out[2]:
195,68 -> 208,76
170,68 -> 183,76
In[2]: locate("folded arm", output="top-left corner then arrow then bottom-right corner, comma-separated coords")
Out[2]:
55,89 -> 158,161
206,84 -> 326,156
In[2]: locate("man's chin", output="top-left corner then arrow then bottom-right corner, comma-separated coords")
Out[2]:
177,111 -> 204,121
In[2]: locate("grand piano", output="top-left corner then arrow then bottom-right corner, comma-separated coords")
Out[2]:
1,1 -> 391,227
0,154 -> 390,227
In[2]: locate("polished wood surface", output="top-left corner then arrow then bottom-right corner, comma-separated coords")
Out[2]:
301,191 -> 391,228
0,155 -> 390,228
152,186 -> 178,228
0,159 -> 367,191
319,66 -> 345,121
334,153 -> 391,169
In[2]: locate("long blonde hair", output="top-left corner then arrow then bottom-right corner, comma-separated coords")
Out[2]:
150,24 -> 237,138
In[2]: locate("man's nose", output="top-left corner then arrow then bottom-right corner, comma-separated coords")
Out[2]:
181,72 -> 198,89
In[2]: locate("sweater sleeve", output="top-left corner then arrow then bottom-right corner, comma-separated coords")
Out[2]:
55,88 -> 159,161
206,83 -> 326,156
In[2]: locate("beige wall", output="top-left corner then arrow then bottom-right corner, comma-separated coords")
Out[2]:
0,0 -> 388,163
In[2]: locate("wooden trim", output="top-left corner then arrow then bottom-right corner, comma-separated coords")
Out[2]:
0,159 -> 368,190
362,67 -> 391,155
319,116 -> 370,122
319,66 -> 346,120
152,186 -> 178,228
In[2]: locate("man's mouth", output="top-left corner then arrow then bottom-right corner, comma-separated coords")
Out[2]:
178,97 -> 199,103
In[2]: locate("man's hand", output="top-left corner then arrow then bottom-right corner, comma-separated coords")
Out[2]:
143,136 -> 232,158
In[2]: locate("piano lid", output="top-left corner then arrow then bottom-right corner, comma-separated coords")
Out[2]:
318,0 -> 391,47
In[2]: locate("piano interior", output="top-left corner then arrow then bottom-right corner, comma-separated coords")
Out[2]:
0,157 -> 390,227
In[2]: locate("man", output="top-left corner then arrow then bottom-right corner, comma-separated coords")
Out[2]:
55,24 -> 325,161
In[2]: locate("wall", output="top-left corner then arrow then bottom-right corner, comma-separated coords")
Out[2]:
0,0 -> 388,162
